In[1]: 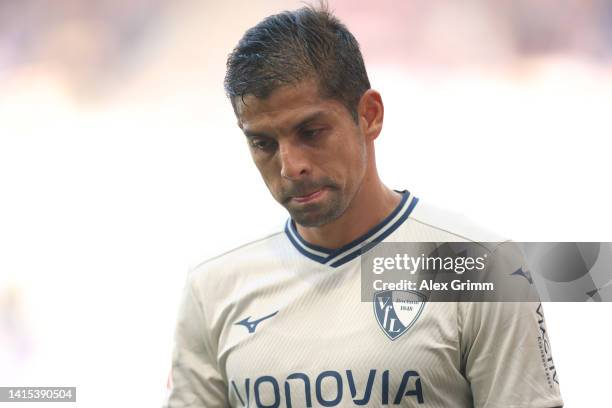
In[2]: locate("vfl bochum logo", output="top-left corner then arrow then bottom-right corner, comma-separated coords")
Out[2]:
235,311 -> 278,334
374,290 -> 425,340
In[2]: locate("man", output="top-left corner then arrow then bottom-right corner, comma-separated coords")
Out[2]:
165,5 -> 563,407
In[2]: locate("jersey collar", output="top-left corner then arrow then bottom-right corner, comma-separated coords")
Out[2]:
284,190 -> 419,268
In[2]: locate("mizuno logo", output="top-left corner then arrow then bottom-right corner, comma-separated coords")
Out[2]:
512,267 -> 534,284
235,311 -> 279,333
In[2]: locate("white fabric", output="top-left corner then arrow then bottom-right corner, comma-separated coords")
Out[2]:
164,199 -> 563,407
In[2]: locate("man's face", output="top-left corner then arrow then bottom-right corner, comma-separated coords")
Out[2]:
236,80 -> 367,227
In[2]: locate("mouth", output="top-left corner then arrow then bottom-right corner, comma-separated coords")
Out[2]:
291,188 -> 326,204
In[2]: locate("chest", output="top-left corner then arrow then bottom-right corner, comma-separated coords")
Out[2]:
213,266 -> 468,407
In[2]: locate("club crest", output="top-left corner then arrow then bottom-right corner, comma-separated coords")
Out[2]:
373,290 -> 425,340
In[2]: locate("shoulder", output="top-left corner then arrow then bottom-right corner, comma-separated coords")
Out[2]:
405,200 -> 532,272
405,200 -> 537,299
405,199 -> 507,246
189,228 -> 287,283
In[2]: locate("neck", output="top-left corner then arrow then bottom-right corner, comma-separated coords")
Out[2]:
295,177 -> 401,250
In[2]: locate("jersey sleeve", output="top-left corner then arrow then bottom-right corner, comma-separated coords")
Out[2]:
458,241 -> 564,408
164,274 -> 228,408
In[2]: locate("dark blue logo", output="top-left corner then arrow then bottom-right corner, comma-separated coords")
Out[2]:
374,290 -> 425,340
235,311 -> 279,333
512,267 -> 534,284
231,369 -> 424,407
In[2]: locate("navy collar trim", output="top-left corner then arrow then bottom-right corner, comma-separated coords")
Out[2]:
284,190 -> 419,268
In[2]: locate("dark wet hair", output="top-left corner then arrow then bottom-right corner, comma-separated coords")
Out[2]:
224,4 -> 371,121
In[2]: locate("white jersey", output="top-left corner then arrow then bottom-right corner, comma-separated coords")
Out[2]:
165,191 -> 563,408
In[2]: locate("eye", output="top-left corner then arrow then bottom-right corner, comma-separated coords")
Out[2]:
300,128 -> 324,140
249,137 -> 277,151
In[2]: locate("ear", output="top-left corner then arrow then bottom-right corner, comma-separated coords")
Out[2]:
357,89 -> 384,141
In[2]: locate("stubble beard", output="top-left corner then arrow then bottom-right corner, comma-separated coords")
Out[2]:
286,187 -> 346,227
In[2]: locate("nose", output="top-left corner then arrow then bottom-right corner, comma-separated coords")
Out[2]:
278,140 -> 310,180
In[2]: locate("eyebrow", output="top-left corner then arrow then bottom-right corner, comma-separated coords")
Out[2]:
242,110 -> 330,138
243,129 -> 271,138
292,111 -> 329,132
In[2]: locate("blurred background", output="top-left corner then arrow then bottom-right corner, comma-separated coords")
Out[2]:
1,0 -> 610,406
